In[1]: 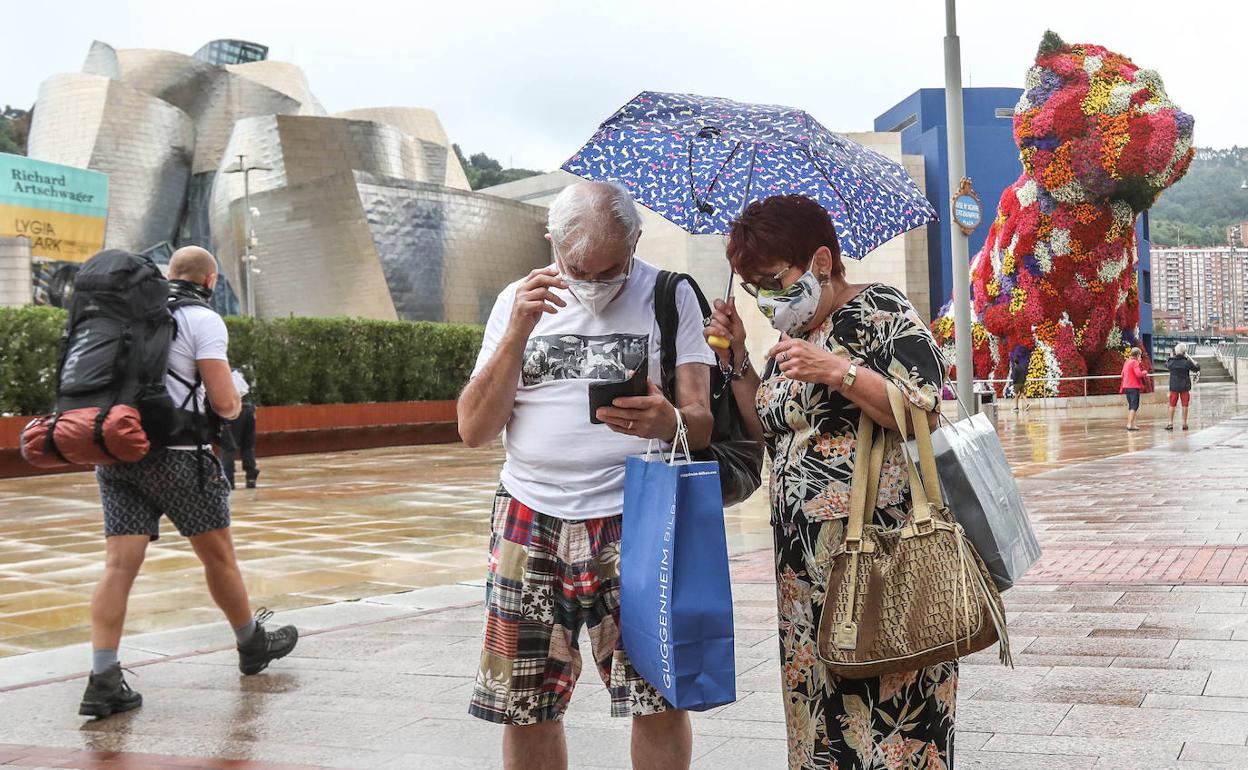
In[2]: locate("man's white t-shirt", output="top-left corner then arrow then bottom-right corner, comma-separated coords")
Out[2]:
473,258 -> 716,520
167,305 -> 229,450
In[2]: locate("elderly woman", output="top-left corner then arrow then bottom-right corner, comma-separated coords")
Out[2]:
1120,347 -> 1149,432
1165,343 -> 1200,431
705,195 -> 955,770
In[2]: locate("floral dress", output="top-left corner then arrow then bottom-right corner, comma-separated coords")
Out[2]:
756,284 -> 956,770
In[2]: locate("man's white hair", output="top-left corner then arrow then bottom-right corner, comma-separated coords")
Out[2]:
547,181 -> 642,263
1175,342 -> 1188,356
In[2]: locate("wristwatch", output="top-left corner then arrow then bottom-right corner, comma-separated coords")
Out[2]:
840,363 -> 858,391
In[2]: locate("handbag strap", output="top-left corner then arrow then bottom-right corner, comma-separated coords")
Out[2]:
843,410 -> 877,551
885,383 -> 945,511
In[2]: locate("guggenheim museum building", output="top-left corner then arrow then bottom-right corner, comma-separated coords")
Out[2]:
25,39 -> 550,323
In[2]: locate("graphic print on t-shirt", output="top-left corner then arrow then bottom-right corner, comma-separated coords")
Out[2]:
522,334 -> 648,386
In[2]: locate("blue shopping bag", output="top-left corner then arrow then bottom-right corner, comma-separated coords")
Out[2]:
620,424 -> 736,711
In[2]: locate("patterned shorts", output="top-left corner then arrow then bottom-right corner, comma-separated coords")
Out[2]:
468,489 -> 670,725
96,449 -> 231,540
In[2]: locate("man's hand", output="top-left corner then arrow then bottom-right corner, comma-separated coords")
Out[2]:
508,267 -> 568,340
596,380 -> 679,441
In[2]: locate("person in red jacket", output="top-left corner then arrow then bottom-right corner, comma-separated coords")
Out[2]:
1120,347 -> 1149,431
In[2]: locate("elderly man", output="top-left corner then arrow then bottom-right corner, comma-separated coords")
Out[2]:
458,182 -> 715,769
79,247 -> 298,719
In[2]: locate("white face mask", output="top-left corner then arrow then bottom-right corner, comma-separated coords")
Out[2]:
754,270 -> 823,336
560,256 -> 632,317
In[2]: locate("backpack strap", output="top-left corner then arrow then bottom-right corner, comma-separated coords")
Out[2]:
92,408 -> 121,463
43,413 -> 71,465
653,271 -> 713,404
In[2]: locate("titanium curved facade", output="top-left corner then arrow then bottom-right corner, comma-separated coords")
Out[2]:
27,73 -> 194,252
82,41 -> 120,79
334,108 -> 471,189
115,49 -> 308,174
210,116 -> 548,322
228,61 -> 326,116
27,38 -> 531,323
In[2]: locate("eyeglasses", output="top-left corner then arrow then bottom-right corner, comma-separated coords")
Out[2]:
740,265 -> 797,297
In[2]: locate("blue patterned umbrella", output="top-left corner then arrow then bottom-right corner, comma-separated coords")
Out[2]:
562,91 -> 937,259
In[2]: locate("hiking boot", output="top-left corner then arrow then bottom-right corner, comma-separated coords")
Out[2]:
238,608 -> 298,675
78,663 -> 142,718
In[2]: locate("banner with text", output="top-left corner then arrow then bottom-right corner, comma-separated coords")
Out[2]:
0,152 -> 108,263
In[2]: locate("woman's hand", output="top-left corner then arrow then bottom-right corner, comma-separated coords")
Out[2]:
704,297 -> 747,365
769,334 -> 851,388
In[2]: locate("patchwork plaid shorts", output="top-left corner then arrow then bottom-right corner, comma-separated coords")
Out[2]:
468,488 -> 670,725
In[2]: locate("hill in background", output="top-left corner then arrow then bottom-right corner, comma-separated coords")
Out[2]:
1150,147 -> 1248,247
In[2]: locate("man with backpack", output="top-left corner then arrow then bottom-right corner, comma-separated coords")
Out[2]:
78,246 -> 298,718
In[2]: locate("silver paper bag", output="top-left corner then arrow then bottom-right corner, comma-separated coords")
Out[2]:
907,413 -> 1041,591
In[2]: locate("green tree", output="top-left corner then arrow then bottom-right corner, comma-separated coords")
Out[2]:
0,105 -> 31,155
453,144 -> 542,190
1150,146 -> 1248,246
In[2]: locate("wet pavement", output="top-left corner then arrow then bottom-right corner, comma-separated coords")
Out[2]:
0,385 -> 1241,661
0,386 -> 1246,768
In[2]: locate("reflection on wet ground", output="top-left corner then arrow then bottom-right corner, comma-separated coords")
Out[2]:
0,384 -> 1242,657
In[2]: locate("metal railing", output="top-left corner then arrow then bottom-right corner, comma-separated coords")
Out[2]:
1214,340 -> 1245,383
951,373 -> 1168,410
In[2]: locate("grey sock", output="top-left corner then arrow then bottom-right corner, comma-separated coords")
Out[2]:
234,619 -> 258,644
92,648 -> 119,675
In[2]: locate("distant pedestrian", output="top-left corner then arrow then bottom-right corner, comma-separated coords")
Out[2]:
1120,347 -> 1149,432
1009,349 -> 1029,412
218,369 -> 259,488
1165,343 -> 1200,432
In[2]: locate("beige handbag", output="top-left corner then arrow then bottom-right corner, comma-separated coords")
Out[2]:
815,383 -> 1011,679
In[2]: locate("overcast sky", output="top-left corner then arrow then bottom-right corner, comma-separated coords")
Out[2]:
4,0 -> 1240,170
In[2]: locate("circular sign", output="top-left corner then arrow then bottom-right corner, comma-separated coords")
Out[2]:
950,177 -> 982,236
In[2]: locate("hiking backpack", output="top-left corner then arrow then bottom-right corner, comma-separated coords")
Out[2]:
21,249 -> 217,468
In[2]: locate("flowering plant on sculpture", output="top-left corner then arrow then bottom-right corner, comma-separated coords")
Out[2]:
932,30 -> 1193,392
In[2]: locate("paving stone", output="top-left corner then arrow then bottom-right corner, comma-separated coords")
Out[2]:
1053,704 -> 1248,744
1173,639 -> 1248,660
956,700 -> 1071,735
1178,742 -> 1248,765
690,737 -> 788,769
1142,693 -> 1248,713
956,749 -> 1097,769
978,733 -> 1182,762
1040,665 -> 1210,695
1023,636 -> 1177,658
1204,670 -> 1248,698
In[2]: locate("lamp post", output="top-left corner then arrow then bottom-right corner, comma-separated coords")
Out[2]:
1231,222 -> 1243,398
223,154 -> 271,317
944,0 -> 977,417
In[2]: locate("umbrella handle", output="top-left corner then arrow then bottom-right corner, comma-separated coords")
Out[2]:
707,268 -> 735,350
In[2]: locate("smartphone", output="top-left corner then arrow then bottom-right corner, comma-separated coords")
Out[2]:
589,358 -> 649,424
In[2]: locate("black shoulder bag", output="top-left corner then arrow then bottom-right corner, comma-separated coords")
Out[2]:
654,271 -> 764,507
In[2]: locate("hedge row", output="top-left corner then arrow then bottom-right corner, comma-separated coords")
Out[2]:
0,306 -> 484,415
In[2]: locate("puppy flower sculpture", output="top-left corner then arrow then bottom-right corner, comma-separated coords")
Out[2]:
933,31 -> 1194,396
